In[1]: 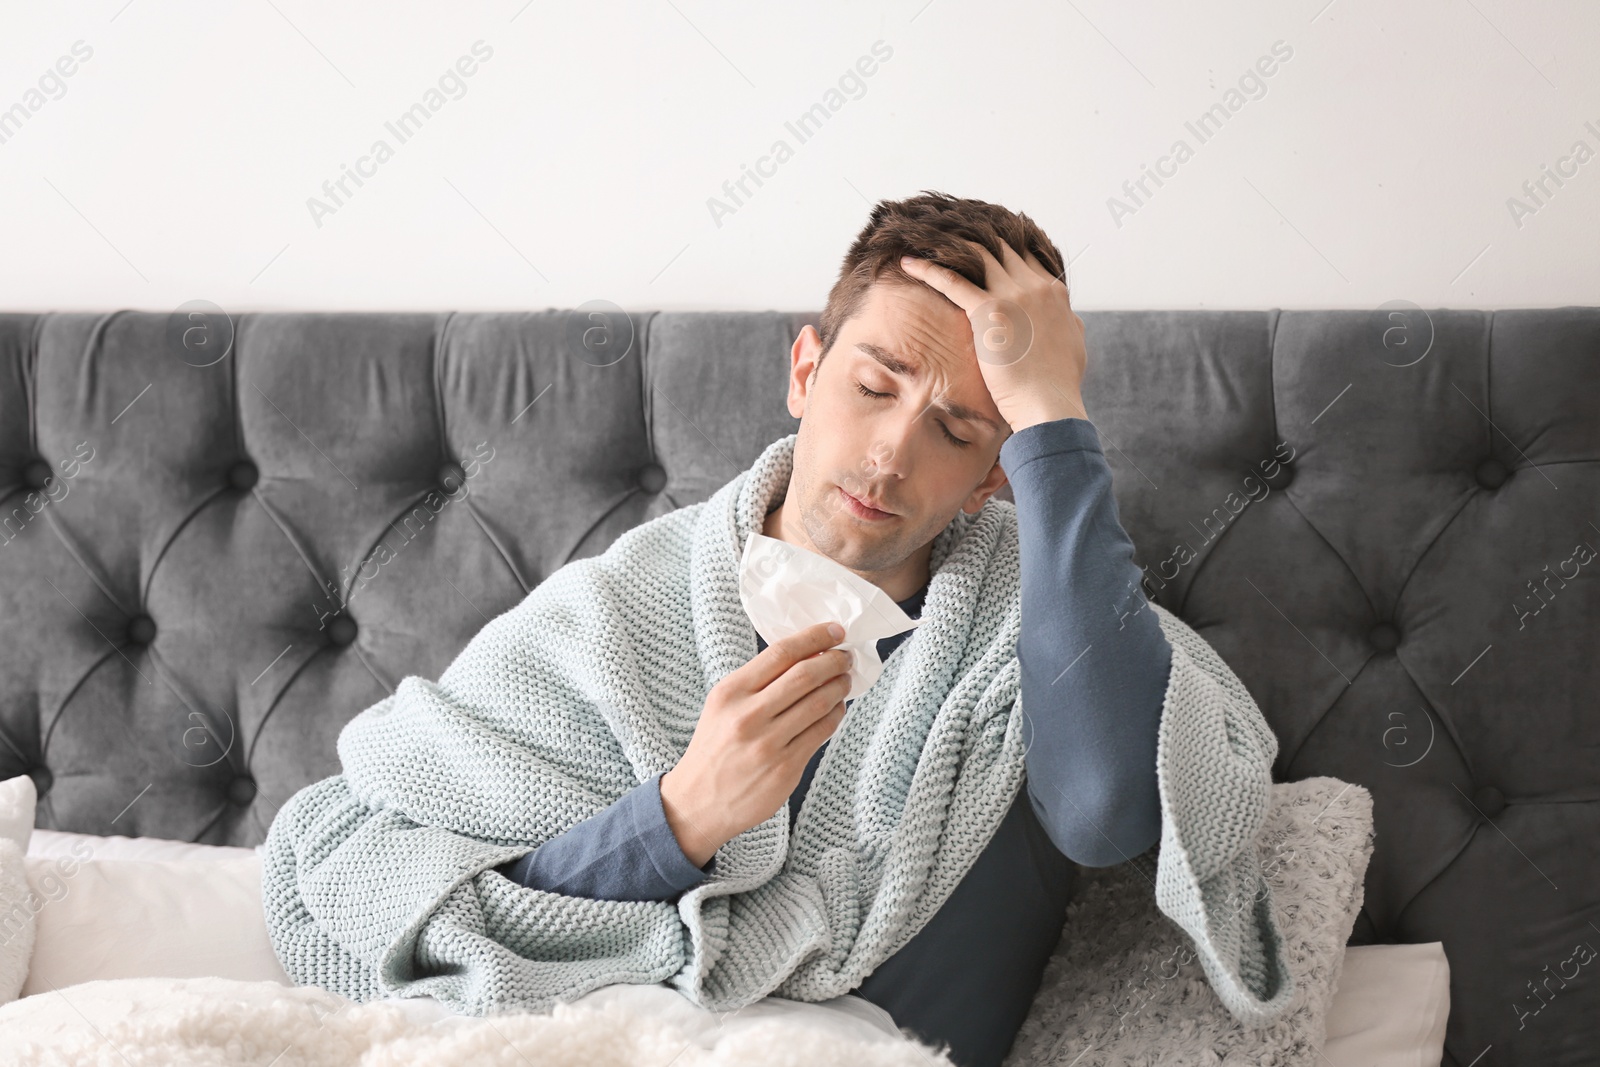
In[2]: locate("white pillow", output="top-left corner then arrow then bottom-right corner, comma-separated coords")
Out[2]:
25,828 -> 258,865
0,774 -> 36,851
20,852 -> 291,996
9,783 -> 280,1000
0,774 -> 39,1004
1322,942 -> 1450,1066
0,839 -> 32,1004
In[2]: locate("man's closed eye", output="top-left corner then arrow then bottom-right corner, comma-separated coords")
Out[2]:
852,381 -> 972,448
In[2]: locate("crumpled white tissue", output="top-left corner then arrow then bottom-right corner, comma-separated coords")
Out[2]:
739,531 -> 923,701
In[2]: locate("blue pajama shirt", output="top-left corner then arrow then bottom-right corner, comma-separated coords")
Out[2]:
492,417 -> 1173,1067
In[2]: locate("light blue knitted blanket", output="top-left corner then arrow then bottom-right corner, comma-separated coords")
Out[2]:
261,432 -> 1295,1026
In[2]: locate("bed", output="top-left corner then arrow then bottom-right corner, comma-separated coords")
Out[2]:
1,306 -> 1594,1063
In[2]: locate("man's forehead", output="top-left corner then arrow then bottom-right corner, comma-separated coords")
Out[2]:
857,283 -> 979,367
868,281 -> 970,347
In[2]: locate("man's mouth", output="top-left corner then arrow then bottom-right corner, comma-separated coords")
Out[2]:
838,486 -> 896,521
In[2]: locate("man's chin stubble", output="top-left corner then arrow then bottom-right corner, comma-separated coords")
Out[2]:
802,504 -> 908,573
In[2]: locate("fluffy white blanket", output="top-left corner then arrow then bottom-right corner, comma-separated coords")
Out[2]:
2,976 -> 954,1066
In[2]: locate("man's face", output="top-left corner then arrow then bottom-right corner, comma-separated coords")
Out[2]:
776,281 -> 1012,582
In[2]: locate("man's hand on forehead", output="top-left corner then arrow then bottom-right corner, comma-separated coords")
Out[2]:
899,238 -> 1090,432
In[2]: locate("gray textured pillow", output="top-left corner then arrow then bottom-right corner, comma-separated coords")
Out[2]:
1006,776 -> 1375,1067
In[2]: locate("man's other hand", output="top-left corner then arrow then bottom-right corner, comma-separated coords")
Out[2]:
899,238 -> 1088,432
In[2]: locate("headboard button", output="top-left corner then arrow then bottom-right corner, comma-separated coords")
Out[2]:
21,459 -> 53,490
29,766 -> 52,798
126,614 -> 157,646
228,461 -> 258,491
638,462 -> 667,494
439,462 -> 468,494
1474,459 -> 1509,490
1472,785 -> 1506,818
227,777 -> 257,807
1367,622 -> 1400,652
327,615 -> 358,647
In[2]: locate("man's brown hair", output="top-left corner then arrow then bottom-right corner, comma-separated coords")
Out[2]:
816,190 -> 1068,364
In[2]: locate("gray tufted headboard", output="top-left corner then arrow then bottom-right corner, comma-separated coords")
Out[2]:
1,307 -> 1595,1065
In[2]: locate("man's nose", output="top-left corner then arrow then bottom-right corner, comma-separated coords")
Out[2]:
879,395 -> 955,461
862,417 -> 918,477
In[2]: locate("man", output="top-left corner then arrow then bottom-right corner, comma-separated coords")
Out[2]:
488,191 -> 1174,1065
265,191 -> 1295,1067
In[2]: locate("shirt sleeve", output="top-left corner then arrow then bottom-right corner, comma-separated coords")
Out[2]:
998,416 -> 1172,868
492,771 -> 716,901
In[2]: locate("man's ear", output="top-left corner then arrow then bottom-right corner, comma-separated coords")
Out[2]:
961,462 -> 1009,514
786,325 -> 824,420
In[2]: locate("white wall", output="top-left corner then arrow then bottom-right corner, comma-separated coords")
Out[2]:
0,0 -> 1594,313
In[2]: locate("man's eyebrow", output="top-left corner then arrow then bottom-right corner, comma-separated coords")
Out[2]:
853,342 -> 1003,432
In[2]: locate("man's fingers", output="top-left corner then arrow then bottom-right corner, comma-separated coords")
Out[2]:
740,620 -> 844,694
789,697 -> 849,755
1022,247 -> 1066,290
899,254 -> 988,313
989,238 -> 1034,290
763,644 -> 852,724
957,237 -> 1023,299
775,675 -> 852,746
